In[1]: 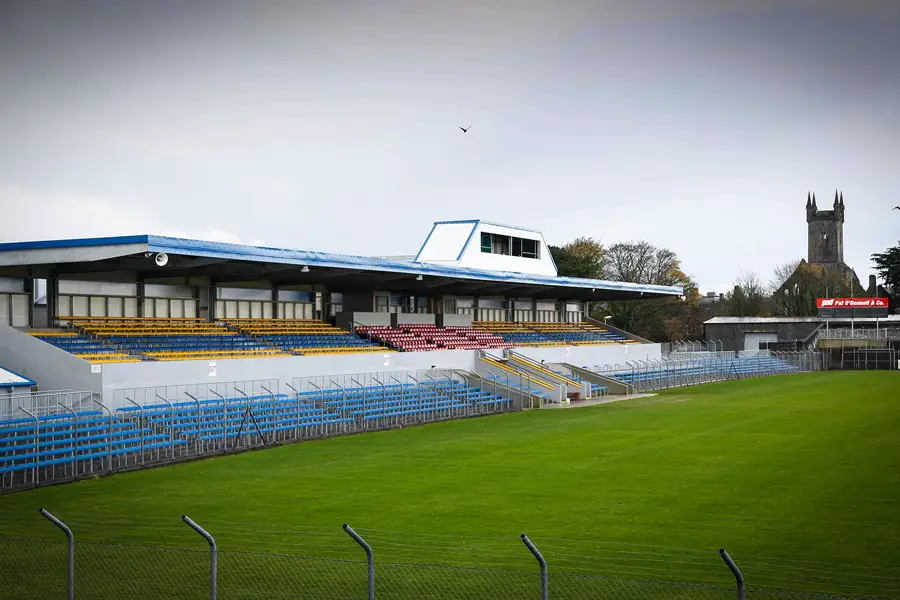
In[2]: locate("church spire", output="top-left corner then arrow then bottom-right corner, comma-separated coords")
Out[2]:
834,189 -> 840,208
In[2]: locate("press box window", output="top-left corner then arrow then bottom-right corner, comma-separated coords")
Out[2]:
480,232 -> 540,259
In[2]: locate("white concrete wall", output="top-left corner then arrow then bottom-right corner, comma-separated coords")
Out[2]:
0,325 -> 102,394
515,344 -> 662,369
415,222 -> 474,262
394,313 -> 436,326
97,344 -> 653,407
98,349 -> 479,406
0,328 -> 655,408
438,314 -> 473,327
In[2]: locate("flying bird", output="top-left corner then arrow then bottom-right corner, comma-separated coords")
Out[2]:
894,206 -> 900,211
459,125 -> 471,133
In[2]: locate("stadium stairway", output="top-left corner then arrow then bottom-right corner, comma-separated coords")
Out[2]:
505,352 -> 592,400
476,352 -> 590,404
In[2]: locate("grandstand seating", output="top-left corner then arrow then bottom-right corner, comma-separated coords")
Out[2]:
28,331 -> 140,363
68,317 -> 286,361
602,355 -> 799,386
28,317 -> 643,362
114,381 -> 506,449
473,322 -> 635,346
1,379 -> 509,488
31,317 -> 392,362
357,324 -> 515,352
0,408 -> 186,486
222,318 -> 386,355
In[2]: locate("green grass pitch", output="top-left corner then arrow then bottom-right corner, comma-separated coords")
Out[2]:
1,371 -> 898,598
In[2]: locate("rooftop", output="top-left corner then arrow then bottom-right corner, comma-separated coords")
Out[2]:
705,316 -> 900,325
0,365 -> 35,389
0,234 -> 683,301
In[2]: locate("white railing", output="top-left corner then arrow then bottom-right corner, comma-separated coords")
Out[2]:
818,328 -> 898,340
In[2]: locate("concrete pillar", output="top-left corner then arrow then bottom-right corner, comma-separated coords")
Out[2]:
23,277 -> 34,328
196,284 -> 215,321
208,284 -> 218,321
46,276 -> 59,325
136,277 -> 145,318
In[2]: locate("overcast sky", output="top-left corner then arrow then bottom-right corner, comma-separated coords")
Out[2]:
1,0 -> 898,293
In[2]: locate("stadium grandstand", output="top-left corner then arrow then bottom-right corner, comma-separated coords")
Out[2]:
0,220 -> 688,488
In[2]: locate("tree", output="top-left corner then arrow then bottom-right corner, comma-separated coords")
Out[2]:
872,242 -> 900,296
606,242 -> 686,287
769,259 -> 803,295
598,241 -> 700,341
772,261 -> 855,316
549,237 -> 606,279
724,272 -> 767,316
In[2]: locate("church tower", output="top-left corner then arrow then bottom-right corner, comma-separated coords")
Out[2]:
806,190 -> 844,266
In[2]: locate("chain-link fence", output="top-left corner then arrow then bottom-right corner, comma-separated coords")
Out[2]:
1,510 -> 894,600
828,348 -> 899,371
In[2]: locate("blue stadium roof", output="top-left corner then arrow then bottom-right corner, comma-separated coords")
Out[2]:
0,234 -> 683,298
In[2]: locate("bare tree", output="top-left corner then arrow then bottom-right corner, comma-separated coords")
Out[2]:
769,259 -> 803,294
601,241 -> 700,341
606,241 -> 684,287
724,271 -> 767,316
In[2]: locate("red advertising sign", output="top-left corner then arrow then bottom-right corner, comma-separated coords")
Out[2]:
816,297 -> 889,309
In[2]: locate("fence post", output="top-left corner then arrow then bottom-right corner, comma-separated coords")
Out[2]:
521,534 -> 548,600
124,397 -> 145,466
343,524 -> 374,600
20,407 -> 39,485
92,398 -> 114,473
719,548 -> 745,600
183,515 -> 217,600
40,508 -> 74,600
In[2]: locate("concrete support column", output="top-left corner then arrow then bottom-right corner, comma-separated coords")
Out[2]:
23,276 -> 35,328
271,285 -> 278,319
208,283 -> 218,321
321,291 -> 331,322
136,278 -> 145,318
46,275 -> 59,325
196,284 -> 215,321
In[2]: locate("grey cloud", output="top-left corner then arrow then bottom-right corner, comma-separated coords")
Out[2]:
0,0 -> 898,293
